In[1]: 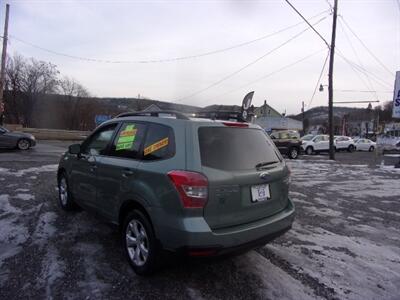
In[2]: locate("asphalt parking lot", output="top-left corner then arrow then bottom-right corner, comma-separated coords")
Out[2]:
1,141 -> 399,300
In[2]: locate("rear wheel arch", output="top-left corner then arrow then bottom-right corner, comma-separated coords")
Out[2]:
118,199 -> 154,233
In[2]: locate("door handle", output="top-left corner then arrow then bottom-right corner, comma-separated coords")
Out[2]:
89,165 -> 97,172
122,169 -> 134,177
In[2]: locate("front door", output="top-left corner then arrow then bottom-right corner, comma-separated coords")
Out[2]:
70,123 -> 118,209
95,122 -> 147,219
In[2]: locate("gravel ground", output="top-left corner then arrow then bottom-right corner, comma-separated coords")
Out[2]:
0,141 -> 399,300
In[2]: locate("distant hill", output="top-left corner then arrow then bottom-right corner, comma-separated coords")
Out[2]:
96,97 -> 201,113
289,106 -> 372,125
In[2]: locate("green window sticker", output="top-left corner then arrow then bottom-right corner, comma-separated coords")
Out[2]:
116,124 -> 137,151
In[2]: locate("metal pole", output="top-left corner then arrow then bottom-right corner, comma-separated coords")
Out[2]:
0,4 -> 10,126
302,101 -> 305,133
328,0 -> 338,160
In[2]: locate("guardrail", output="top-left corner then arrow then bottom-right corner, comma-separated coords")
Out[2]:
4,124 -> 90,140
22,128 -> 90,140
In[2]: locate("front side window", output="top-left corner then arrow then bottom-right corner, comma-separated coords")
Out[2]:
81,124 -> 117,156
109,122 -> 147,159
142,124 -> 175,161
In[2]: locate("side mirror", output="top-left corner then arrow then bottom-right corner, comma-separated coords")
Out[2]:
68,143 -> 81,155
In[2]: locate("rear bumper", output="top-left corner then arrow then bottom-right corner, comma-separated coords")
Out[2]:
154,198 -> 295,254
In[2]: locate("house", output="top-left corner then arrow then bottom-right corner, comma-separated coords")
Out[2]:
254,100 -> 303,132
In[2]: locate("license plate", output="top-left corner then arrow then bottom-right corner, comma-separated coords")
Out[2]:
251,184 -> 271,202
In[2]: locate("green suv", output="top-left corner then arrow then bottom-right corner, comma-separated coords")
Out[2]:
57,111 -> 295,275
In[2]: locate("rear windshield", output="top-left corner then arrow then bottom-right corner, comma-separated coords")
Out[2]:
198,127 -> 280,171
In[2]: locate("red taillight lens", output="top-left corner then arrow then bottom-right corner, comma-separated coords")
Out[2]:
168,170 -> 208,208
222,122 -> 249,127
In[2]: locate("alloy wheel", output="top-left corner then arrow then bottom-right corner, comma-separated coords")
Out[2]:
126,220 -> 149,267
18,139 -> 30,150
59,177 -> 68,206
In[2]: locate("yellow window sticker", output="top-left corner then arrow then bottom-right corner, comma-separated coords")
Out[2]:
116,124 -> 137,151
144,137 -> 169,156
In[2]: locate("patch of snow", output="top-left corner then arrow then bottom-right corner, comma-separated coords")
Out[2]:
268,225 -> 400,300
33,212 -> 57,244
236,251 -> 321,300
13,193 -> 35,201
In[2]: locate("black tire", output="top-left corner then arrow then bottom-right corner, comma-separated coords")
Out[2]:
288,147 -> 299,159
122,210 -> 160,276
305,146 -> 313,155
58,172 -> 78,211
17,138 -> 31,150
369,146 -> 375,152
347,145 -> 355,152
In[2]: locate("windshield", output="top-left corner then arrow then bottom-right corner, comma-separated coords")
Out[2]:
301,134 -> 314,141
198,127 -> 280,171
0,126 -> 9,133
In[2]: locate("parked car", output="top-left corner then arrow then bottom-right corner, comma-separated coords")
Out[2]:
270,130 -> 301,159
334,136 -> 355,152
57,111 -> 295,275
301,134 -> 334,155
0,126 -> 36,150
355,138 -> 376,152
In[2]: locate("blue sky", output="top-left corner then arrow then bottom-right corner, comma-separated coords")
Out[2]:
1,0 -> 399,114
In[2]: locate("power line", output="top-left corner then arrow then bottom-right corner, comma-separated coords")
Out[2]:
338,18 -> 379,101
211,49 -> 325,101
176,16 -> 328,102
335,89 -> 392,93
339,15 -> 394,77
284,0 -> 331,48
6,10 -> 331,65
308,49 -> 330,107
336,50 -> 393,88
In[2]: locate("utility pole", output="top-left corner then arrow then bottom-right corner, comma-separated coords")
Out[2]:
0,3 -> 10,126
328,0 -> 338,160
301,101 -> 305,134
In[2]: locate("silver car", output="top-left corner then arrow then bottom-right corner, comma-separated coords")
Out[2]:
0,126 -> 36,150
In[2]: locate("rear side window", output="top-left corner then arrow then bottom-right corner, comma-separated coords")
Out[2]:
198,127 -> 280,171
109,122 -> 146,159
142,124 -> 175,161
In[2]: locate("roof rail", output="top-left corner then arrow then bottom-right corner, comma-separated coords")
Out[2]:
115,110 -> 190,120
194,110 -> 253,123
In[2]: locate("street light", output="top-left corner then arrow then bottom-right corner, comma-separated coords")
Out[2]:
319,84 -> 328,92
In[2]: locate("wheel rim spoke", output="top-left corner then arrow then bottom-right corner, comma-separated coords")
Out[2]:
126,235 -> 137,247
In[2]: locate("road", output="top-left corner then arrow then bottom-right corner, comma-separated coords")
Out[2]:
0,141 -> 399,300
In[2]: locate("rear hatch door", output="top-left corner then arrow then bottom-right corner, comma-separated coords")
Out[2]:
198,126 -> 289,230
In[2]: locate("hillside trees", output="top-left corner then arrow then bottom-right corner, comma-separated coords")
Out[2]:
4,53 -> 94,130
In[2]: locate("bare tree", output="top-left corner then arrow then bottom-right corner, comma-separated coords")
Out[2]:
59,76 -> 89,130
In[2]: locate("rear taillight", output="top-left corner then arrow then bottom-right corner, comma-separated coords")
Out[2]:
167,170 -> 208,208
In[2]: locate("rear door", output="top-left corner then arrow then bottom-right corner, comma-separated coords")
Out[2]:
197,125 -> 289,230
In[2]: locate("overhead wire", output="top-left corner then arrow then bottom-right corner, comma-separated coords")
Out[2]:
210,48 -> 325,102
308,49 -> 330,107
336,50 -> 393,89
339,15 -> 394,77
284,0 -> 331,48
337,18 -> 379,101
175,15 -> 329,102
6,9 -> 331,64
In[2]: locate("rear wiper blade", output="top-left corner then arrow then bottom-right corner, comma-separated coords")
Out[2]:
255,161 -> 279,169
